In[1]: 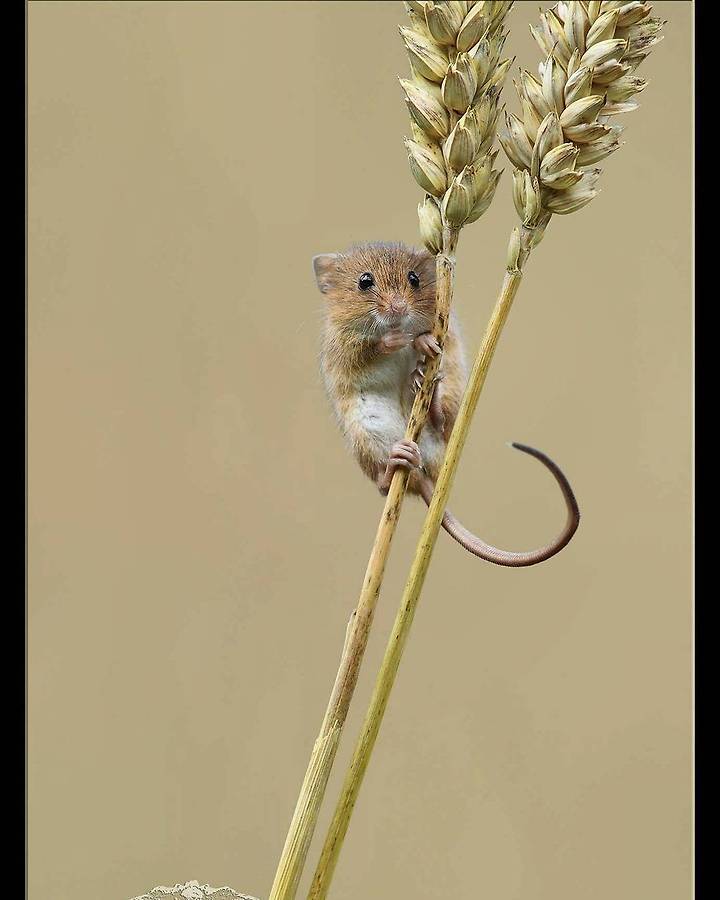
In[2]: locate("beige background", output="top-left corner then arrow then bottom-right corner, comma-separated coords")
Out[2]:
27,2 -> 692,899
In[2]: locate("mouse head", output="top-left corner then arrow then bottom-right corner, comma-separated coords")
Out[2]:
313,242 -> 436,334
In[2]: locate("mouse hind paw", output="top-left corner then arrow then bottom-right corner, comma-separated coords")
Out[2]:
377,440 -> 423,494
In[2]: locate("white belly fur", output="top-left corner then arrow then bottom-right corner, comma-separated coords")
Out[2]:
348,347 -> 446,473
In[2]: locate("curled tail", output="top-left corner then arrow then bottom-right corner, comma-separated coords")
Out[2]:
418,442 -> 580,568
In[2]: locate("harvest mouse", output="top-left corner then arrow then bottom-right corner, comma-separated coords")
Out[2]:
313,241 -> 579,566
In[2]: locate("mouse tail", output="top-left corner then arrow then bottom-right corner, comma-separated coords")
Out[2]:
417,442 -> 580,567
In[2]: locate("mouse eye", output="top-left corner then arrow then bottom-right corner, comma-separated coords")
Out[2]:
358,272 -> 375,291
408,270 -> 420,288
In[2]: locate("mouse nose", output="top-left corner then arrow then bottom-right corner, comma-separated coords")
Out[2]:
389,296 -> 408,316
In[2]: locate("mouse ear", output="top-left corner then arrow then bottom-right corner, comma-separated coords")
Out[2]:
415,247 -> 435,264
313,254 -> 340,294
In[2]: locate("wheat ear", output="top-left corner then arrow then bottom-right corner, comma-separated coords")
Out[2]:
500,0 -> 665,267
306,3 -> 664,897
401,0 -> 511,246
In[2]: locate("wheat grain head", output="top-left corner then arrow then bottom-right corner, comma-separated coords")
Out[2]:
499,1 -> 665,268
399,1 -> 515,251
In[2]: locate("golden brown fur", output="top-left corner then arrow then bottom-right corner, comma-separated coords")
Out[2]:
314,241 -> 467,494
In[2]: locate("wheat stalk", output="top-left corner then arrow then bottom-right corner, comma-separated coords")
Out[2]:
267,5 -> 513,900
306,3 -> 664,897
302,3 -> 517,898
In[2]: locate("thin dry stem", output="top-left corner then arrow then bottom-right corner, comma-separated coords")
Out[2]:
267,227 -> 459,900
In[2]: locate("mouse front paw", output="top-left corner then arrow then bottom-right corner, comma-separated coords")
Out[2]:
378,330 -> 411,354
413,332 -> 442,359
